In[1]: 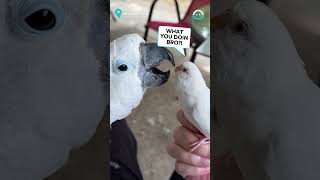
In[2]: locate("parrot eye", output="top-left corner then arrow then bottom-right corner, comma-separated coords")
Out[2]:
114,60 -> 131,73
13,0 -> 64,37
231,20 -> 248,35
117,64 -> 128,71
25,9 -> 56,31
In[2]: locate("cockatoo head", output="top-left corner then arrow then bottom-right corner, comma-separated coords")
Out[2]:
110,34 -> 174,123
111,34 -> 175,89
175,61 -> 206,94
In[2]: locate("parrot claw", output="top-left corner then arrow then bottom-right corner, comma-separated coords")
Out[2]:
189,137 -> 210,152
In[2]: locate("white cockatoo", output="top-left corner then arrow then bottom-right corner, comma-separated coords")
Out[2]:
110,34 -> 175,125
213,1 -> 320,180
174,61 -> 210,151
0,0 -> 107,179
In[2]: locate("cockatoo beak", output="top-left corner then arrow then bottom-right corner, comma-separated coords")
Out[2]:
140,43 -> 175,87
212,10 -> 230,31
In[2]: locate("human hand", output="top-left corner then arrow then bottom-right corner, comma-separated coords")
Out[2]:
166,110 -> 210,178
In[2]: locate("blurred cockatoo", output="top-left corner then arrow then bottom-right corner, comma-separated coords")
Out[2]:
0,0 -> 107,179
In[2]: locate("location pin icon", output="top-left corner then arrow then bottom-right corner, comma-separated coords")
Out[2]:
115,8 -> 122,18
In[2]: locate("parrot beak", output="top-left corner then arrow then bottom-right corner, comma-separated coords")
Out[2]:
140,43 -> 175,88
212,10 -> 229,31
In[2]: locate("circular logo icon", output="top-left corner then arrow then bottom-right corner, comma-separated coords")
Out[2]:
192,10 -> 205,21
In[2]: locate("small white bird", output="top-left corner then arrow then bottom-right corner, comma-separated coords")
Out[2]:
174,61 -> 210,152
110,34 -> 175,125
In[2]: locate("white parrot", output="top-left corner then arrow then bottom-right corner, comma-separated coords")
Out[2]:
110,34 -> 175,125
174,61 -> 210,152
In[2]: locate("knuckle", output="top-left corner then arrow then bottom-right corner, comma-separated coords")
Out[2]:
166,143 -> 174,154
189,154 -> 201,165
172,126 -> 183,140
180,152 -> 196,165
167,143 -> 181,160
193,167 -> 202,174
180,150 -> 189,160
175,162 -> 186,175
204,145 -> 211,157
198,144 -> 210,158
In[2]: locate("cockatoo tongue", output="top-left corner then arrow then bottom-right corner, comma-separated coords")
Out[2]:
139,43 -> 175,87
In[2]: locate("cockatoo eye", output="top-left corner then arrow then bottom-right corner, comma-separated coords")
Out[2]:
25,9 -> 56,31
117,64 -> 128,72
114,60 -> 131,73
13,0 -> 64,36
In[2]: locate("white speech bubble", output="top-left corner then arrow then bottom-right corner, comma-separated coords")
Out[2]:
157,26 -> 191,56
